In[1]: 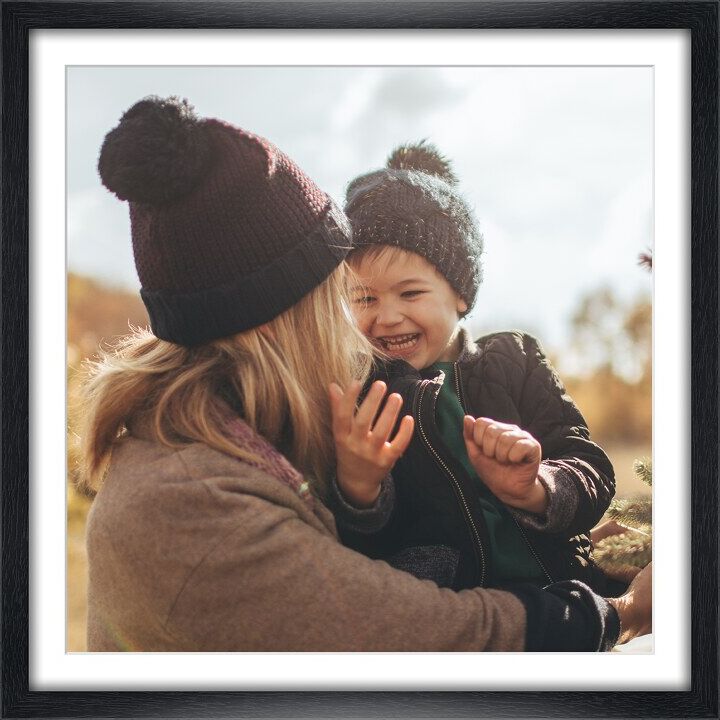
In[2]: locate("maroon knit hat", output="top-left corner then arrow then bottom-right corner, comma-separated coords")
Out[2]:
98,96 -> 351,345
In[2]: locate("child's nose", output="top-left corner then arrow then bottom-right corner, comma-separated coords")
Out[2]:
375,304 -> 403,327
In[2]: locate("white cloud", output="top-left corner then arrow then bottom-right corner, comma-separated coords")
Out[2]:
67,65 -> 652,359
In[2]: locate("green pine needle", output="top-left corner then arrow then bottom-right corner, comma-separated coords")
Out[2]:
633,457 -> 652,487
606,495 -> 652,528
594,531 -> 652,570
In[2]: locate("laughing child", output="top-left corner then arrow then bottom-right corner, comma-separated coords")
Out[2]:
328,143 -> 620,594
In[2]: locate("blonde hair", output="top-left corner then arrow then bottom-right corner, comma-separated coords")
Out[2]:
78,263 -> 373,497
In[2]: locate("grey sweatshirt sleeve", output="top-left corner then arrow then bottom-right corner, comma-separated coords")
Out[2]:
326,474 -> 396,534
509,462 -> 580,533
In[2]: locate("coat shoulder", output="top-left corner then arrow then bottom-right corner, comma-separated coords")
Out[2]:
91,436 -> 331,538
472,330 -> 544,362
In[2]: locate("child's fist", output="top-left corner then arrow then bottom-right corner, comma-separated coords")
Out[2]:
463,416 -> 548,514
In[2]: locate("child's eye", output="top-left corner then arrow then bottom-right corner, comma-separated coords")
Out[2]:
401,290 -> 426,299
353,296 -> 375,306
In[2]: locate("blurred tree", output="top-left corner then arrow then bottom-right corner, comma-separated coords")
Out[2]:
68,273 -> 148,365
568,286 -> 651,383
561,288 -> 651,446
592,252 -> 653,589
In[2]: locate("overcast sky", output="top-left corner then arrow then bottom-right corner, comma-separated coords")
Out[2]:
67,65 -> 652,364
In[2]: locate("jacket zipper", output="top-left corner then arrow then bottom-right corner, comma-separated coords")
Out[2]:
454,361 -> 553,585
414,379 -> 486,586
511,516 -> 554,584
453,361 -> 467,409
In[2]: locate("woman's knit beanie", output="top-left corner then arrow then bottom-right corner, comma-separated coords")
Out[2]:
98,96 -> 351,346
344,142 -> 483,311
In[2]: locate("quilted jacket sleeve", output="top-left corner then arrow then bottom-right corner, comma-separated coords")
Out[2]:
476,332 -> 616,537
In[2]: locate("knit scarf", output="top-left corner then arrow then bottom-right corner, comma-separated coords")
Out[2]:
220,404 -> 315,511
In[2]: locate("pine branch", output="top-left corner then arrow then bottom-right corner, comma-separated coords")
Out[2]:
594,531 -> 652,571
606,495 -> 652,528
633,457 -> 652,487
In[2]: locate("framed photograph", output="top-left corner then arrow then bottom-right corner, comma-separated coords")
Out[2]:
2,1 -> 717,718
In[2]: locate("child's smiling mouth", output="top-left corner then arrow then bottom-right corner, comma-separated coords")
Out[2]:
376,333 -> 420,354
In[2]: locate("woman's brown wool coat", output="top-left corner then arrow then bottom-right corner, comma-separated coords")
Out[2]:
86,428 -> 528,652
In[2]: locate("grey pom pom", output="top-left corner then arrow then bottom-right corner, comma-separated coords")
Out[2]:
98,95 -> 214,205
386,141 -> 458,186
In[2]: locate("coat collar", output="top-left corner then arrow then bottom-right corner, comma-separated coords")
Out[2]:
371,326 -> 479,386
456,326 -> 481,363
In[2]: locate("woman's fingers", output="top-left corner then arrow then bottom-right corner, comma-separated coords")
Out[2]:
613,562 -> 653,642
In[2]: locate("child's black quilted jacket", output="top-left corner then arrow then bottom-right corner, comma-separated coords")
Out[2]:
333,330 -> 619,595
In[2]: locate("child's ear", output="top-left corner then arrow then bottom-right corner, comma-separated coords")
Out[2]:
456,297 -> 468,315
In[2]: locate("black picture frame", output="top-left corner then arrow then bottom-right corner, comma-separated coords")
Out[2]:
2,1 -> 718,717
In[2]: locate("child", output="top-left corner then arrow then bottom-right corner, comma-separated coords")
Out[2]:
328,143 -> 619,594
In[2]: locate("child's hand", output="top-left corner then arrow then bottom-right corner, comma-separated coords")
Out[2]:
329,380 -> 414,508
463,416 -> 548,514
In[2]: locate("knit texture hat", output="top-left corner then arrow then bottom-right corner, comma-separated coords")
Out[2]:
344,142 -> 483,311
98,96 -> 351,345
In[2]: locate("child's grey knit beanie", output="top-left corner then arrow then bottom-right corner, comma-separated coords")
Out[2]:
344,141 -> 483,311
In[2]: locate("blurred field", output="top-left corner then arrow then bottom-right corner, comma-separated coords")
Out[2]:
68,490 -> 92,652
66,273 -> 651,652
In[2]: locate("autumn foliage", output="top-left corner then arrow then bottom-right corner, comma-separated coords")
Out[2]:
67,273 -> 149,368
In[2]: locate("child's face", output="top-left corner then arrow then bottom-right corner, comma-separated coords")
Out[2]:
349,248 -> 468,370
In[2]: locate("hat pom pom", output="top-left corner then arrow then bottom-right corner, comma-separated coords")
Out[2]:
386,141 -> 458,186
98,95 -> 213,204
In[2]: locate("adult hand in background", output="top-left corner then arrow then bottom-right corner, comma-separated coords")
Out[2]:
608,562 -> 652,645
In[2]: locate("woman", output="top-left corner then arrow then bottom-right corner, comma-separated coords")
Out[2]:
82,96 -> 650,652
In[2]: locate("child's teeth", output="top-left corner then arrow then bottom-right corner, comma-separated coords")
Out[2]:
383,334 -> 418,350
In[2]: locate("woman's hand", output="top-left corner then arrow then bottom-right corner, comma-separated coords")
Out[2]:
463,416 -> 547,514
608,562 -> 652,645
329,380 -> 414,508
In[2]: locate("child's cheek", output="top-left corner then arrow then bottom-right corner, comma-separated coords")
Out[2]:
352,309 -> 372,335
